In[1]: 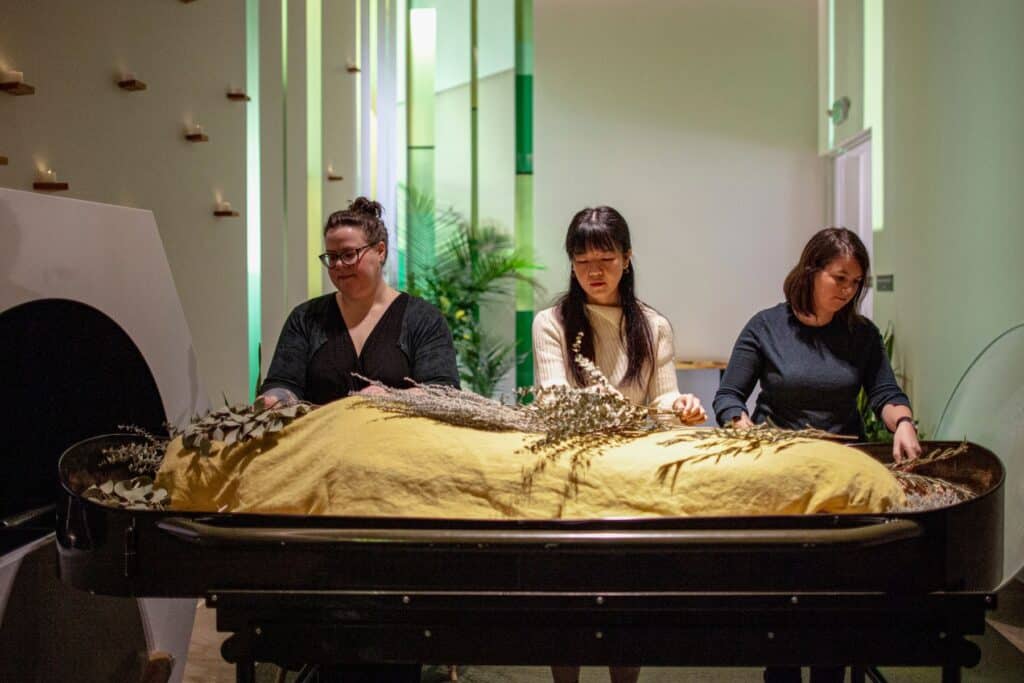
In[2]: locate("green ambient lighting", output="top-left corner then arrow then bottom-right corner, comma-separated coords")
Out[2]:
246,0 -> 261,399
827,0 -> 836,151
864,0 -> 884,231
514,0 -> 534,388
307,0 -> 323,299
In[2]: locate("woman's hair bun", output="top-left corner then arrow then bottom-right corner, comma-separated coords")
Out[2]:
348,196 -> 384,219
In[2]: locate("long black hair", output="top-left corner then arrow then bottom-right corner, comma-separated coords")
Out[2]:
556,206 -> 655,387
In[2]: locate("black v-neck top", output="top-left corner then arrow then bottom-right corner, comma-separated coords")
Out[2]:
306,293 -> 411,404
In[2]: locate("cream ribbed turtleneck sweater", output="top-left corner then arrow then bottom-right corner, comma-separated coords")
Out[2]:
531,303 -> 681,412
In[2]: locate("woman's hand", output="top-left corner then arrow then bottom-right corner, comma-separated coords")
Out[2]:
730,413 -> 755,430
892,420 -> 922,464
672,394 -> 707,425
357,384 -> 389,396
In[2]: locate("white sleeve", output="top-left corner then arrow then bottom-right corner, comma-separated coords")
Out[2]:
532,309 -> 571,388
648,315 -> 682,412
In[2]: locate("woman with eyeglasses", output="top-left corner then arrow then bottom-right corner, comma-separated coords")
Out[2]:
713,227 -> 922,683
260,196 -> 459,411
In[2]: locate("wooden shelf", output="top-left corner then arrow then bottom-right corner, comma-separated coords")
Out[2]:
226,91 -> 251,101
118,78 -> 147,91
213,210 -> 240,217
326,173 -> 344,182
0,82 -> 35,96
33,181 -> 69,192
346,63 -> 361,73
0,156 -> 8,166
185,133 -> 209,142
674,359 -> 728,371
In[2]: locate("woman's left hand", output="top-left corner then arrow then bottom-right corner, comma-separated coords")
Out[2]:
892,420 -> 922,464
672,394 -> 707,425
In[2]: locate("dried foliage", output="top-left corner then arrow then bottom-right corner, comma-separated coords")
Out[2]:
181,399 -> 316,455
353,374 -> 545,432
100,425 -> 174,477
889,442 -> 977,510
83,476 -> 169,510
654,422 -> 855,491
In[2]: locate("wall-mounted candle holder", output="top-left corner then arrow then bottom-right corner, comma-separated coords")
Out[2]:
0,155 -> 8,166
0,69 -> 34,96
346,61 -> 361,74
213,200 -> 239,217
226,88 -> 250,102
185,124 -> 208,142
326,169 -> 344,182
117,72 -> 147,91
33,168 -> 68,191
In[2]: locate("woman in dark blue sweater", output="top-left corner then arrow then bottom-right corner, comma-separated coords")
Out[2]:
714,227 -> 921,683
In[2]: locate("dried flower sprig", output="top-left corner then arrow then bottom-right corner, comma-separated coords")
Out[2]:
352,374 -> 546,432
83,476 -> 169,510
100,425 -> 174,476
181,399 -> 316,455
888,441 -> 969,473
654,422 -> 856,491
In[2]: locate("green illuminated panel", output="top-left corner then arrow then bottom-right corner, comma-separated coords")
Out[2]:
246,0 -> 261,399
307,0 -> 323,299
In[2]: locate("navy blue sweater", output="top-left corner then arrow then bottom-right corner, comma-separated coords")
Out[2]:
713,303 -> 910,439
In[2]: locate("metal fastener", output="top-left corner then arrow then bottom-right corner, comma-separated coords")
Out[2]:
596,596 -> 605,605
254,627 -> 262,636
210,594 -> 218,603
595,631 -> 604,640
939,632 -> 947,639
402,595 -> 411,605
767,632 -> 775,640
790,596 -> 799,605
424,630 -> 432,638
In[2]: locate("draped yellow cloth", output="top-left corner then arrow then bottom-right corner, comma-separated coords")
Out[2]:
155,397 -> 905,518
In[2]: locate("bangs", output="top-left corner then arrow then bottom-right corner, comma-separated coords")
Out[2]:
567,221 -> 620,255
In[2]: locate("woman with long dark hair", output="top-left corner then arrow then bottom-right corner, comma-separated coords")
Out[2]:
533,206 -> 705,422
533,206 -> 703,683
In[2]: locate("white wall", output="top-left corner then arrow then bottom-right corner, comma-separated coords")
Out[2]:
0,0 -> 247,399
873,0 -> 1024,433
535,0 -> 825,361
0,1 -> 359,401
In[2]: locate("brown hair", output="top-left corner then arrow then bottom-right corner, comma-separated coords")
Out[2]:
783,227 -> 870,328
323,197 -> 388,260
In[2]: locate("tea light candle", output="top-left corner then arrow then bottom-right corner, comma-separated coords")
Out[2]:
35,168 -> 57,183
189,123 -> 204,136
2,70 -> 24,84
216,200 -> 233,213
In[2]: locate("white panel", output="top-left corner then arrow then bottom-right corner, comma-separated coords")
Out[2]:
0,188 -> 209,425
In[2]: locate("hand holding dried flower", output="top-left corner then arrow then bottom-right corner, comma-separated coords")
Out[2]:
672,393 -> 706,425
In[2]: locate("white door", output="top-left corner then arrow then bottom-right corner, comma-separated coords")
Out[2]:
831,134 -> 873,317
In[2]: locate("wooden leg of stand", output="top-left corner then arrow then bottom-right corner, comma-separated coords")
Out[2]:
139,652 -> 174,683
236,659 -> 256,683
941,666 -> 962,683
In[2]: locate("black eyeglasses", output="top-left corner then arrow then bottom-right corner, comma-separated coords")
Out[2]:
318,243 -> 376,268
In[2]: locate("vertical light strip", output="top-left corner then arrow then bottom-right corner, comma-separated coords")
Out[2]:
864,0 -> 884,231
306,0 -> 323,299
406,6 -> 437,292
514,0 -> 534,388
469,0 -> 479,230
281,0 -> 289,302
246,0 -> 262,399
370,0 -> 379,198
827,0 -> 836,151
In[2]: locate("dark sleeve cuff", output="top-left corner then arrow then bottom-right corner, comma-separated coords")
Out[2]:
715,405 -> 746,427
